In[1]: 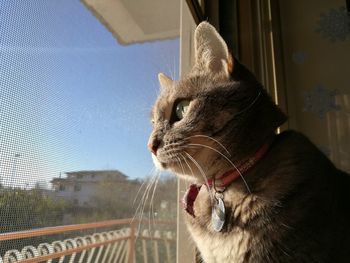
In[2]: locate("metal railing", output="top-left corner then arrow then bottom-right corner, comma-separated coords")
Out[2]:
0,219 -> 175,263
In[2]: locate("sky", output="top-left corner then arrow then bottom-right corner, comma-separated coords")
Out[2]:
0,0 -> 179,188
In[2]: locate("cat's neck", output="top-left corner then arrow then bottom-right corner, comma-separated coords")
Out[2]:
197,134 -> 275,187
208,139 -> 273,191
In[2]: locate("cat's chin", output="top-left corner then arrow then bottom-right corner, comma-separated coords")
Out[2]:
152,155 -> 192,179
152,155 -> 180,171
152,154 -> 166,170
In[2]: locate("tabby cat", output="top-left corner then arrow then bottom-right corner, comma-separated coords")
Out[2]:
148,22 -> 350,263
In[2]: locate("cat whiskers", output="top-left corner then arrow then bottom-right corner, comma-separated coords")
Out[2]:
132,175 -> 151,221
133,168 -> 155,206
132,168 -> 157,227
179,153 -> 194,189
132,170 -> 160,235
183,151 -> 214,202
142,173 -> 160,234
176,156 -> 186,178
186,143 -> 252,194
187,134 -> 231,157
148,172 -> 161,235
176,155 -> 190,190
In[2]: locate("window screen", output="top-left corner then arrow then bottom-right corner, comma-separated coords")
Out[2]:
0,0 -> 178,261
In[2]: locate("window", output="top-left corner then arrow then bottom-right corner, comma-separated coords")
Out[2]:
0,0 -> 179,261
74,184 -> 81,192
177,2 -> 198,262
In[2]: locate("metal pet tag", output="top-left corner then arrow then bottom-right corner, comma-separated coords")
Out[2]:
211,195 -> 225,232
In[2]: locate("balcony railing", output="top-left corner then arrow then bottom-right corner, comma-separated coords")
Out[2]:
0,218 -> 176,263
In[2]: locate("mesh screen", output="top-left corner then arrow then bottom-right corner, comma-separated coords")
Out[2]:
0,0 -> 178,258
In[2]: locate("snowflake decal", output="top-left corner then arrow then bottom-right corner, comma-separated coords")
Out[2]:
315,6 -> 350,42
303,85 -> 341,118
292,51 -> 308,64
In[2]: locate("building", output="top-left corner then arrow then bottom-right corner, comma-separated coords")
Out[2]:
51,170 -> 128,207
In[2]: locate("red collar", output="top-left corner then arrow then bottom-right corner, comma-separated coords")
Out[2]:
207,141 -> 272,189
182,138 -> 273,217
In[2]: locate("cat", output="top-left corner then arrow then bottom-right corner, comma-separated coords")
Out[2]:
148,21 -> 350,263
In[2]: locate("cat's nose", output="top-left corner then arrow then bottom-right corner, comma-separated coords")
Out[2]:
148,140 -> 160,155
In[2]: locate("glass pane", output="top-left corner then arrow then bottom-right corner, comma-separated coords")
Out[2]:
0,0 -> 179,261
177,2 -> 198,263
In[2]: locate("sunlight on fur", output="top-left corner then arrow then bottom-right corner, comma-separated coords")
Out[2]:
147,22 -> 350,263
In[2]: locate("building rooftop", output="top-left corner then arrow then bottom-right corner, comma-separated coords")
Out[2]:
51,170 -> 128,184
65,170 -> 127,178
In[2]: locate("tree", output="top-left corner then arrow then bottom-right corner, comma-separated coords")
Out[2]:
0,188 -> 69,255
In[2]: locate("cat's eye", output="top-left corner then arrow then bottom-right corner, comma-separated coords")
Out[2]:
175,100 -> 190,120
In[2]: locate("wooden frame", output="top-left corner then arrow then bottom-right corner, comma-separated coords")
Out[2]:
236,0 -> 289,130
185,0 -> 205,25
184,0 -> 288,128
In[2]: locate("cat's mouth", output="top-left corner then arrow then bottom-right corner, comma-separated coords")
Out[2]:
153,140 -> 212,178
152,142 -> 192,169
150,135 -> 225,182
155,149 -> 189,168
151,153 -> 179,171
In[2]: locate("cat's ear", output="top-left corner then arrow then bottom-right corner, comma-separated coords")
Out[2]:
158,73 -> 174,90
194,22 -> 233,77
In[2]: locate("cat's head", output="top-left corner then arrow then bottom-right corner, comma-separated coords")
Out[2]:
148,22 -> 286,183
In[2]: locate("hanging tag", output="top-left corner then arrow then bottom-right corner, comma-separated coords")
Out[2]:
211,193 -> 225,232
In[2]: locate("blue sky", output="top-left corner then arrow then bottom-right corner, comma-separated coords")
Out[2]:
0,0 -> 179,187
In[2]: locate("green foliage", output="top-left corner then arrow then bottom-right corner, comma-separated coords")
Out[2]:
0,175 -> 178,230
0,176 -> 178,261
0,188 -> 70,256
0,188 -> 69,233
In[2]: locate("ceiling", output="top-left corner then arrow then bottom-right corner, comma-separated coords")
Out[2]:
82,0 -> 180,45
